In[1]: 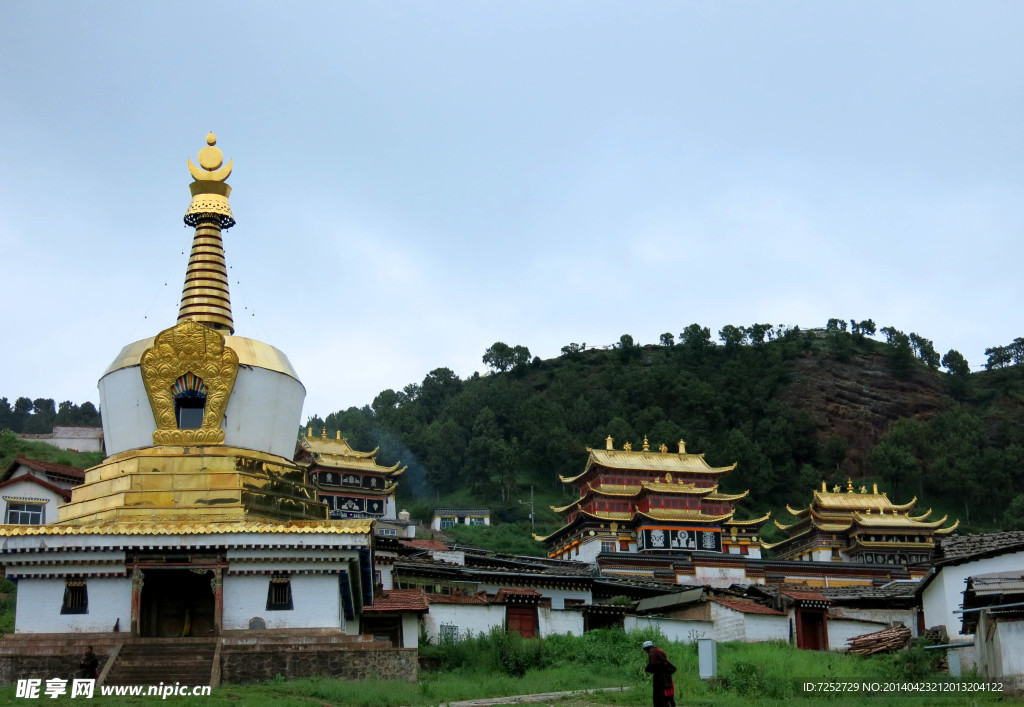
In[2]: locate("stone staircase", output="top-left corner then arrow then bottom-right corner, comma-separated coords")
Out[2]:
103,640 -> 216,687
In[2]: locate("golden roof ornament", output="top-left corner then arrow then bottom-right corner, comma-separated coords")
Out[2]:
847,478 -> 854,493
606,435 -> 614,450
678,440 -> 686,454
177,132 -> 236,334
624,442 -> 632,452
659,443 -> 668,453
643,436 -> 650,452
185,132 -> 235,228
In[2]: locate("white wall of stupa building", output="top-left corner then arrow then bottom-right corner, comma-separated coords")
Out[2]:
98,336 -> 304,459
14,577 -> 129,634
222,574 -> 345,631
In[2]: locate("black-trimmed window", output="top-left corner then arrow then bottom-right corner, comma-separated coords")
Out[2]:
6,501 -> 44,525
61,580 -> 88,614
173,373 -> 207,429
266,574 -> 294,611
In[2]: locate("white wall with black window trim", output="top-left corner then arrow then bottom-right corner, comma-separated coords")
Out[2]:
13,577 -> 129,633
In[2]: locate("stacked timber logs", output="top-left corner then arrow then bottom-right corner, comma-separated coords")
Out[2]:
846,625 -> 912,656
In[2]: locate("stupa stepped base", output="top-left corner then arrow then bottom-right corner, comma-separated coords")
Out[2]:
58,446 -> 328,525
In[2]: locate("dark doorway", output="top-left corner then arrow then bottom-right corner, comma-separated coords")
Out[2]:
795,609 -> 828,651
360,616 -> 402,647
140,569 -> 215,638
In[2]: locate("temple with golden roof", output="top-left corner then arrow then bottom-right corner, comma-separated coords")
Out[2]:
0,135 -> 377,644
296,429 -> 406,519
537,436 -> 770,563
764,480 -> 959,567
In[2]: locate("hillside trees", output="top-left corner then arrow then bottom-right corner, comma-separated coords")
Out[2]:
309,322 -> 1023,531
483,343 -> 531,374
0,396 -> 101,433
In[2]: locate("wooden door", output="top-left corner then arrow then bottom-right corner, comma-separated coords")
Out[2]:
506,607 -> 537,638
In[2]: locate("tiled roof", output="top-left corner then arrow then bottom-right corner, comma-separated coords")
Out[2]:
364,588 -> 429,613
965,571 -> 1024,598
426,592 -> 489,606
434,508 -> 489,515
0,474 -> 73,502
495,588 -> 542,603
781,588 -> 831,603
3,455 -> 86,482
709,597 -> 785,616
818,583 -> 920,601
936,531 -> 1024,565
403,539 -> 450,551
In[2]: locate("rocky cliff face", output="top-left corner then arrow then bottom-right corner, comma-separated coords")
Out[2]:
777,352 -> 948,475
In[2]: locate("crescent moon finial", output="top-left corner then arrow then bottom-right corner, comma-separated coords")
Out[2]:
185,132 -> 235,229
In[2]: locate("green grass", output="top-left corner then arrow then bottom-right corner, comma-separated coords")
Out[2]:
0,629 -> 1010,706
0,429 -> 105,471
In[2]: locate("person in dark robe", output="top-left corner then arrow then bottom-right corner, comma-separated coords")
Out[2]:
79,645 -> 99,679
642,640 -> 676,707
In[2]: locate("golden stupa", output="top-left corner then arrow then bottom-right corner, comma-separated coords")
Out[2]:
56,134 -> 328,526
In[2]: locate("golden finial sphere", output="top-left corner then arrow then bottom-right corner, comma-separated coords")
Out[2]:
198,144 -> 224,171
206,132 -> 217,145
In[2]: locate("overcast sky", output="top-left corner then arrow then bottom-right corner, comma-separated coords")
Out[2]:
2,2 -> 1021,421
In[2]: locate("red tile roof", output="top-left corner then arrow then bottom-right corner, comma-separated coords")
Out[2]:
4,455 -> 86,482
0,474 -> 73,502
495,587 -> 542,603
363,588 -> 429,613
403,538 -> 450,551
781,588 -> 831,603
709,597 -> 786,616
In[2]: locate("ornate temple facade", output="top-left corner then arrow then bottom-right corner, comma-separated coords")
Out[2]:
296,429 -> 405,520
538,436 -> 770,564
0,135 -> 376,644
764,480 -> 959,567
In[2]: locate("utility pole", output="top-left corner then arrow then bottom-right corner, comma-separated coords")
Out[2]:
519,486 -> 535,533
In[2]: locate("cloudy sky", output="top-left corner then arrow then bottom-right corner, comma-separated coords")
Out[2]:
2,2 -> 1021,421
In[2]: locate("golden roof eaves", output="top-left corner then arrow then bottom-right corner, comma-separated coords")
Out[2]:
588,483 -> 643,497
761,527 -> 811,549
578,510 -> 634,522
774,518 -> 802,532
550,498 -> 583,513
707,489 -> 749,502
725,511 -> 771,526
562,449 -> 736,483
0,520 -> 373,536
934,519 -> 960,535
641,481 -> 714,495
300,436 -> 378,459
909,508 -> 933,522
637,509 -> 735,523
812,520 -> 855,533
786,504 -> 809,518
589,448 -> 736,474
812,490 -> 916,512
851,512 -> 950,529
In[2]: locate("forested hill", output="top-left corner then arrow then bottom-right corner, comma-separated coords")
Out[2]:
309,323 -> 1024,537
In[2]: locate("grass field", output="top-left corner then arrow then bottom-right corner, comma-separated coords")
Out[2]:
0,629 -> 1012,706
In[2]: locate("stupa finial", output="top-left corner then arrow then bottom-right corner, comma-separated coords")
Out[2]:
177,133 -> 236,334
185,132 -> 234,228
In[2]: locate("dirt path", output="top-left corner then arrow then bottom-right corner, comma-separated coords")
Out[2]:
442,686 -> 632,706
